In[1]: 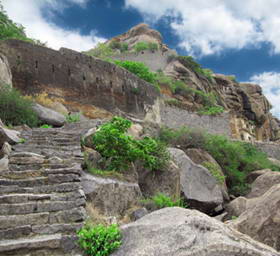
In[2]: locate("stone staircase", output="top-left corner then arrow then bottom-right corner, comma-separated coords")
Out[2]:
0,127 -> 87,256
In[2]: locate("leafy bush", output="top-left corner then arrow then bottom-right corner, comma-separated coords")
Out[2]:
114,60 -> 157,85
109,40 -> 128,53
158,126 -> 280,195
86,43 -> 115,59
0,4 -> 45,46
202,161 -> 225,184
133,41 -> 149,52
0,85 -> 39,127
142,193 -> 187,209
92,116 -> 170,172
148,42 -> 159,51
177,56 -> 214,82
66,113 -> 80,123
77,224 -> 121,256
198,106 -> 224,116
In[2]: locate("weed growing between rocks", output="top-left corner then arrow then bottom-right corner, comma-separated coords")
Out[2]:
141,193 -> 187,209
0,85 -> 39,127
66,113 -> 80,123
159,126 -> 280,196
92,116 -> 170,172
77,224 -> 122,256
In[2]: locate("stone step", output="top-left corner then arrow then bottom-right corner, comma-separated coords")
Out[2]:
0,174 -> 81,187
0,190 -> 84,204
0,166 -> 81,179
0,234 -> 62,253
0,194 -> 51,204
0,182 -> 82,195
0,198 -> 86,215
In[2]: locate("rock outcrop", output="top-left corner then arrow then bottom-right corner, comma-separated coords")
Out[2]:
112,207 -> 279,256
169,148 -> 223,213
230,184 -> 280,251
0,53 -> 12,86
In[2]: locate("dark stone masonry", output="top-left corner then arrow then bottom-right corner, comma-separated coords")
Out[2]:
0,39 -> 159,119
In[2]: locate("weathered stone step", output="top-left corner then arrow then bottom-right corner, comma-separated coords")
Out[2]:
0,174 -> 81,187
0,166 -> 81,179
0,182 -> 82,195
0,190 -> 84,204
0,207 -> 85,231
0,199 -> 86,215
0,194 -> 51,204
0,234 -> 62,253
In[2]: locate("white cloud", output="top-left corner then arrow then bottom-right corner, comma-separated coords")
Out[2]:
125,0 -> 280,56
249,72 -> 280,117
2,0 -> 105,51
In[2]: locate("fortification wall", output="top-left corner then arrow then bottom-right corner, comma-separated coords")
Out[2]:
0,40 -> 159,119
160,105 -> 232,137
112,49 -> 175,72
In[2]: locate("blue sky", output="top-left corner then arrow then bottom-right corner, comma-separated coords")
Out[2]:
2,0 -> 280,117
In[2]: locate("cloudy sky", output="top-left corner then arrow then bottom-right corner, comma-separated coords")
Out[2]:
2,0 -> 280,117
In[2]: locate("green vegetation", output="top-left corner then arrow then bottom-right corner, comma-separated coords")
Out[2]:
0,85 -> 39,127
66,113 -> 80,123
133,41 -> 159,53
164,99 -> 184,108
109,40 -> 128,52
202,161 -> 225,185
159,126 -> 280,195
40,124 -> 53,128
114,60 -> 159,91
142,193 -> 187,209
77,224 -> 122,256
19,138 -> 26,144
0,3 -> 45,45
177,56 -> 214,82
155,71 -> 224,114
198,106 -> 224,116
227,75 -> 237,83
86,43 -> 115,59
92,116 -> 170,172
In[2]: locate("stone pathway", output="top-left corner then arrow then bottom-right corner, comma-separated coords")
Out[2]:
0,127 -> 87,256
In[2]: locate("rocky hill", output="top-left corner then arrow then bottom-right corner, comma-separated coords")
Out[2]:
1,21 -> 280,256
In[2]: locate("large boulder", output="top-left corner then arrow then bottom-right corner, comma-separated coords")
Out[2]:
137,160 -> 181,199
230,184 -> 280,251
186,148 -> 229,201
0,53 -> 12,86
32,103 -> 66,127
112,207 -> 279,256
169,148 -> 223,213
81,172 -> 142,217
247,171 -> 280,198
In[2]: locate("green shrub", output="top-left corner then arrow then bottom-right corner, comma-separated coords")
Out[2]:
92,116 -> 170,172
0,85 -> 39,127
109,40 -> 128,53
40,124 -> 53,128
120,42 -> 128,52
66,113 -> 80,123
86,43 -> 115,59
142,193 -> 187,209
227,75 -> 237,83
0,4 -> 45,46
148,42 -> 159,51
177,56 -> 214,82
114,60 -> 157,85
198,106 -> 224,116
77,224 -> 121,256
158,126 -> 280,196
133,41 -> 149,52
202,161 -> 225,185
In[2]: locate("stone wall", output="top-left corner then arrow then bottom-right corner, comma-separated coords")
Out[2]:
160,105 -> 232,137
112,49 -> 176,72
0,40 -> 159,119
255,141 -> 280,160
